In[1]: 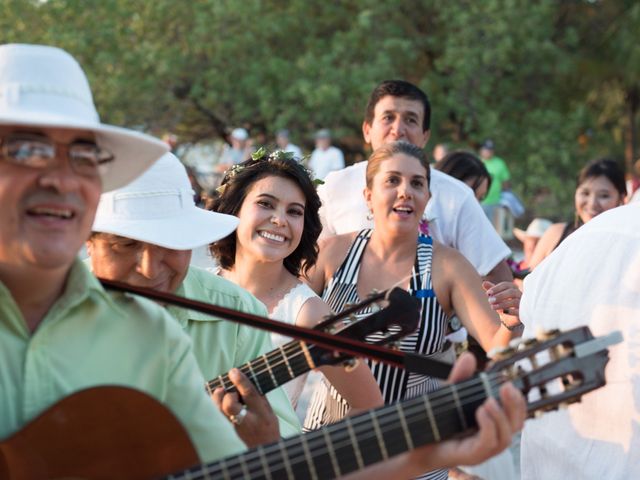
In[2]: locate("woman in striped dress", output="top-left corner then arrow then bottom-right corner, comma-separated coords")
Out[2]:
305,141 -> 522,480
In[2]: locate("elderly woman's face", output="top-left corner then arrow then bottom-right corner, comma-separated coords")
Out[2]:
364,153 -> 430,233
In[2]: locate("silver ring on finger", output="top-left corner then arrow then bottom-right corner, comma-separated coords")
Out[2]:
228,405 -> 248,426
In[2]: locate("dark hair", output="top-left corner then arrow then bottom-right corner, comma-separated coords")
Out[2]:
207,152 -> 322,277
435,151 -> 492,196
364,80 -> 431,132
365,141 -> 430,189
576,158 -> 626,197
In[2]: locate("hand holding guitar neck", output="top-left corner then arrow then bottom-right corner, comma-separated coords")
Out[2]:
212,369 -> 280,448
206,286 -> 433,398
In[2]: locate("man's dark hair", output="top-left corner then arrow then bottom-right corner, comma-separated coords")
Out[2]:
364,80 -> 431,132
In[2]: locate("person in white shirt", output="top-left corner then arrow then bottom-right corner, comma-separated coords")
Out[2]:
519,202 -> 640,480
308,128 -> 345,180
317,80 -> 512,283
275,129 -> 303,159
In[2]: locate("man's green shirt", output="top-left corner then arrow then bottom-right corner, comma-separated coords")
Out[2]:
0,259 -> 246,463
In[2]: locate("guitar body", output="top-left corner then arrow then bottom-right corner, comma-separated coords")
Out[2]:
0,386 -> 198,480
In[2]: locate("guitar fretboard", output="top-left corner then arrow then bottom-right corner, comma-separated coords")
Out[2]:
177,372 -> 504,480
205,340 -> 316,396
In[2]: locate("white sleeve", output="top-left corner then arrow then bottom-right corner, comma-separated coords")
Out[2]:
333,149 -> 345,170
452,195 -> 511,276
317,181 -> 336,238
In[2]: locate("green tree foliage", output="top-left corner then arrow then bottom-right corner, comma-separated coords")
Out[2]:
0,0 -> 636,219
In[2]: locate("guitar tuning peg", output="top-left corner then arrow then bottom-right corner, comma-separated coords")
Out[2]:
535,328 -> 561,341
343,358 -> 360,373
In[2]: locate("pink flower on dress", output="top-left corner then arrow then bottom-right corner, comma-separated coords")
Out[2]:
419,218 -> 430,236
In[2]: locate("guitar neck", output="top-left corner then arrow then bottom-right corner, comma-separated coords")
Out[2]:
180,373 -> 502,480
205,340 -> 316,396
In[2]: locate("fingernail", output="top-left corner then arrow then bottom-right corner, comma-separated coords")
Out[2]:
488,296 -> 497,303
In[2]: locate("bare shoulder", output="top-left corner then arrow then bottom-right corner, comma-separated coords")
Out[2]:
318,232 -> 357,272
529,222 -> 566,268
296,295 -> 332,328
305,232 -> 358,295
544,222 -> 567,241
432,241 -> 473,273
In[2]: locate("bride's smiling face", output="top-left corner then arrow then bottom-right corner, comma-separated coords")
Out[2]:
235,175 -> 306,264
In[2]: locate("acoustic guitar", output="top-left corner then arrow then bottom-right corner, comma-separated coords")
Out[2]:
206,286 -> 422,397
0,326 -> 621,480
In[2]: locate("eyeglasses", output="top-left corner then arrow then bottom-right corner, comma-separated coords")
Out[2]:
0,133 -> 114,177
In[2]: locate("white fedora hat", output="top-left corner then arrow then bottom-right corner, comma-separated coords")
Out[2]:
0,44 -> 167,191
93,152 -> 239,250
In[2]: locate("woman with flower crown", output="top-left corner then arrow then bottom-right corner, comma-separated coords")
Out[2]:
304,141 -> 523,480
208,148 -> 383,416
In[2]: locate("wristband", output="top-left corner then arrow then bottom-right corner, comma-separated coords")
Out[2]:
500,318 -> 523,331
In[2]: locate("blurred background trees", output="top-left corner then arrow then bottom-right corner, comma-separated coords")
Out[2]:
1,0 -> 637,219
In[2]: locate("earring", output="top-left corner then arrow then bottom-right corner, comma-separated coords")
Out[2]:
366,211 -> 373,221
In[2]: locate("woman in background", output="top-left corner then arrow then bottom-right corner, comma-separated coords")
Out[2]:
435,150 -> 492,202
529,158 -> 626,269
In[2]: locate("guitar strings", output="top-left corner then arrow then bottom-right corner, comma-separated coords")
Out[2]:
207,276 -> 416,394
182,372 -> 508,479
184,374 -> 503,479
208,308 -> 399,393
207,339 -> 313,391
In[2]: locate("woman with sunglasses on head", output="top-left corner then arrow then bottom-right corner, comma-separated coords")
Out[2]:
208,149 -> 383,416
305,141 -> 522,480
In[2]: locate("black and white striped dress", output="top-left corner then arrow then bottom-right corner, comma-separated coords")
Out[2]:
303,230 -> 450,480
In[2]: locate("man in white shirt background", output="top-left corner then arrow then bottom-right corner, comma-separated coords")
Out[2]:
318,80 -> 513,283
308,128 -> 345,180
275,128 -> 303,159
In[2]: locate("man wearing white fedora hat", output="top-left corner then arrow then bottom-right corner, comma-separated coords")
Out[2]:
87,152 -> 301,446
0,43 -> 246,463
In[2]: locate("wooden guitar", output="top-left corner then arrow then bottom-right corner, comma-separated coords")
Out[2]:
206,286 -> 421,397
0,326 -> 621,480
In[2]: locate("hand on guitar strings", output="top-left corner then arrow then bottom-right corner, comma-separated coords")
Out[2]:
342,353 -> 527,480
211,368 -> 281,448
420,352 -> 526,468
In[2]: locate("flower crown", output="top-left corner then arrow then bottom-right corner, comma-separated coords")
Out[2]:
216,146 -> 323,195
